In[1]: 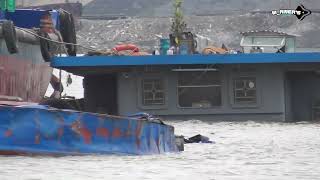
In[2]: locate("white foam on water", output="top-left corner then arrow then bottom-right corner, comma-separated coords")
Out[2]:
0,121 -> 319,180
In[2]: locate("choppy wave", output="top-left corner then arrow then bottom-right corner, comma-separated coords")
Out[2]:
0,121 -> 319,180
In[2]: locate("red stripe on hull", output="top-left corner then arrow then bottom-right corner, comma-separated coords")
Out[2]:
0,55 -> 52,102
0,150 -> 28,156
0,150 -> 66,157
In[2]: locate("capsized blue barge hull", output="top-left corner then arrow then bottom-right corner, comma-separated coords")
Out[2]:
0,105 -> 178,155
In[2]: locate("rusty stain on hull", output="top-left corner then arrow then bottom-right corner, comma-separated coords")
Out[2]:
112,128 -> 122,138
79,127 -> 92,144
96,128 -> 109,138
4,130 -> 12,137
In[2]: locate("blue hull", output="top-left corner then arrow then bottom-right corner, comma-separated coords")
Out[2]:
0,105 -> 178,155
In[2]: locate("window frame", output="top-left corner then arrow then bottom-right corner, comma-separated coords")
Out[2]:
176,71 -> 223,109
141,78 -> 165,106
138,76 -> 168,110
229,71 -> 261,108
233,76 -> 257,104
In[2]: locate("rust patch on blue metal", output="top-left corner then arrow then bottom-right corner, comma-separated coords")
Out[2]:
35,134 -> 41,144
57,127 -> 64,141
71,118 -> 92,144
79,127 -> 92,144
96,128 -> 109,138
135,121 -> 143,148
112,128 -> 122,138
4,130 -> 12,137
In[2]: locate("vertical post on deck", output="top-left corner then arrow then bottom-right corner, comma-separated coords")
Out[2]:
59,70 -> 62,99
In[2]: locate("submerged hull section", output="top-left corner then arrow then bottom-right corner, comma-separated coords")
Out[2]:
0,105 -> 178,155
0,39 -> 52,102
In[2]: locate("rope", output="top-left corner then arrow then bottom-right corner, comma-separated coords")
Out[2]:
15,27 -> 99,52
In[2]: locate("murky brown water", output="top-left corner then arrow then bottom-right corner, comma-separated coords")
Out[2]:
0,120 -> 319,180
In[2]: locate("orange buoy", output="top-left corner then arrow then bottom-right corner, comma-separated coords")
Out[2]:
112,44 -> 139,53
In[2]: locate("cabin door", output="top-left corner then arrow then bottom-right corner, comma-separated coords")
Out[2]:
84,74 -> 118,115
286,72 -> 320,121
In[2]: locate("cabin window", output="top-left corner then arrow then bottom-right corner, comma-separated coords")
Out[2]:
178,71 -> 222,108
241,36 -> 286,53
241,37 -> 285,46
234,77 -> 257,104
142,79 -> 165,106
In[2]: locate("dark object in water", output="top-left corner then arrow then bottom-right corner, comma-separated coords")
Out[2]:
175,136 -> 185,151
184,134 -> 213,144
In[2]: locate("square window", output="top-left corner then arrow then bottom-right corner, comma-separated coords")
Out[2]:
178,71 -> 222,108
234,77 -> 257,104
142,79 -> 165,106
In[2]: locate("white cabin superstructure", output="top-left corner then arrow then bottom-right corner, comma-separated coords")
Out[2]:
240,30 -> 297,53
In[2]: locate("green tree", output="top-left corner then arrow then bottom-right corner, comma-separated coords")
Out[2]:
171,0 -> 186,45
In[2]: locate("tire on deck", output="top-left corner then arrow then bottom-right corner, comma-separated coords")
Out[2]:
59,10 -> 77,56
2,20 -> 18,54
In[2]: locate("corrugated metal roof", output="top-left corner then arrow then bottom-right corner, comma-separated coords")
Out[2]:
240,30 -> 298,37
